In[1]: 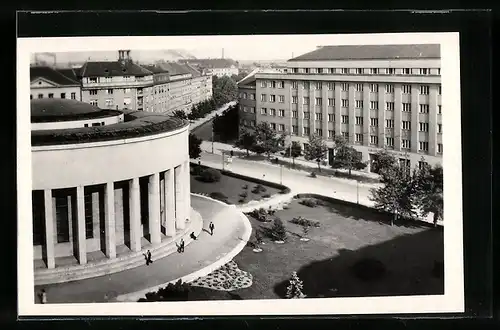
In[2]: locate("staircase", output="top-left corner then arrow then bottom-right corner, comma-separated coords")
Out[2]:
35,210 -> 203,286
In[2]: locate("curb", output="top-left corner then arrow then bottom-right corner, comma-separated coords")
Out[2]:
113,194 -> 252,302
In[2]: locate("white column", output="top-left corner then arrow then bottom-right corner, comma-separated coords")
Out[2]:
184,161 -> 191,223
104,182 -> 116,259
174,165 -> 185,230
76,186 -> 87,265
43,189 -> 55,269
129,178 -> 142,252
148,173 -> 161,244
165,169 -> 176,236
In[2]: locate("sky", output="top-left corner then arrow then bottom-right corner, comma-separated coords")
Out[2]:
30,33 -> 446,64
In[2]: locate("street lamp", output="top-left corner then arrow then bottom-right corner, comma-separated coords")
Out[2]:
211,122 -> 214,154
280,164 -> 283,185
356,179 -> 359,204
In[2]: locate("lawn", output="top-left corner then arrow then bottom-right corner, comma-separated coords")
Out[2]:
190,166 -> 282,205
182,197 -> 444,301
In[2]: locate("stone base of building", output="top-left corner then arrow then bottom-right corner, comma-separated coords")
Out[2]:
34,208 -> 202,286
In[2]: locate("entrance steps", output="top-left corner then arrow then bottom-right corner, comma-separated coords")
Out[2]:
34,209 -> 203,286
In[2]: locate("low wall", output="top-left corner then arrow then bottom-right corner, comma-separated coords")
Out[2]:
295,193 -> 442,229
191,163 -> 291,194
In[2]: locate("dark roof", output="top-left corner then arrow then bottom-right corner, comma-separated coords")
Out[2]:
31,99 -> 102,118
183,63 -> 201,77
288,44 -> 441,61
180,58 -> 237,68
57,68 -> 82,81
156,62 -> 192,75
30,66 -> 80,86
80,60 -> 153,77
141,64 -> 168,74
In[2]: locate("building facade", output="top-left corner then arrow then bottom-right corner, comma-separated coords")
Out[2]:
180,59 -> 239,77
80,50 -> 155,111
238,44 -> 443,171
31,99 -> 196,285
30,66 -> 82,101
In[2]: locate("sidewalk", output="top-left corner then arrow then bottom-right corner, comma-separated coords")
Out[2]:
200,140 -> 380,180
188,101 -> 236,132
35,195 -> 251,304
197,152 -> 442,227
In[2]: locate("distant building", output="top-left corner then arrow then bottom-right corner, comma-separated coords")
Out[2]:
180,58 -> 239,77
30,66 -> 82,101
237,44 -> 443,171
79,50 -> 154,111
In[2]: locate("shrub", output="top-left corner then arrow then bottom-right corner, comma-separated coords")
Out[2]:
242,184 -> 248,190
350,258 -> 387,282
299,198 -> 318,208
271,218 -> 287,241
246,241 -> 256,248
249,208 -> 271,222
252,184 -> 267,194
139,279 -> 191,301
198,168 -> 221,183
255,230 -> 263,244
262,193 -> 271,198
310,172 -> 317,178
239,191 -> 248,198
289,216 -> 320,228
286,272 -> 305,299
209,192 -> 229,203
238,198 -> 246,204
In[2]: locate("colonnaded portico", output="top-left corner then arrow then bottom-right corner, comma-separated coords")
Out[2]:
30,99 -> 197,284
32,162 -> 191,269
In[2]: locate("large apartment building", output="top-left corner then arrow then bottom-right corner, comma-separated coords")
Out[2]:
180,58 -> 239,77
237,44 -> 443,171
80,50 -> 154,111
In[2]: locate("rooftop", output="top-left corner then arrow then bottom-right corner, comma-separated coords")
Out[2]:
31,100 -> 188,146
31,99 -> 121,123
155,62 -> 192,76
288,44 -> 441,62
80,60 -> 153,77
30,66 -> 80,86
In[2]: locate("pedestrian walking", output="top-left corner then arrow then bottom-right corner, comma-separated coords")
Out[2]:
40,289 -> 47,304
190,231 -> 197,240
209,222 -> 215,236
180,238 -> 185,253
145,250 -> 153,265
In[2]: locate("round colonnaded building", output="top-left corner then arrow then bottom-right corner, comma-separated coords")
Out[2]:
31,99 -> 201,285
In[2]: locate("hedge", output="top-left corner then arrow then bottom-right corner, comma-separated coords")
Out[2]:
294,193 -> 440,229
191,163 -> 291,194
31,109 -> 123,123
32,117 -> 188,146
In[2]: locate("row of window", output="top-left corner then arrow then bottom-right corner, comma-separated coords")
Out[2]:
240,92 -> 256,100
259,82 -> 441,95
86,76 -> 151,84
286,67 -> 440,76
257,101 -> 441,114
30,92 -> 77,100
242,120 -> 443,154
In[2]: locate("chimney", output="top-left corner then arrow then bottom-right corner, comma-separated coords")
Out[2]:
118,50 -> 131,64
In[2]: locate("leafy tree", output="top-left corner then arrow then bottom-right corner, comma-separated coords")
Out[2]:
303,134 -> 328,172
286,272 -> 305,299
331,143 -> 367,176
284,141 -> 303,167
369,165 -> 419,226
415,161 -> 444,226
188,133 -> 202,159
212,104 -> 239,142
371,149 -> 398,175
271,218 -> 287,241
212,75 -> 238,107
253,122 -> 286,160
172,110 -> 187,120
234,127 -> 257,157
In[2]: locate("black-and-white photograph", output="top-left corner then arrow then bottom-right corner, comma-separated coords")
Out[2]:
17,32 -> 463,316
